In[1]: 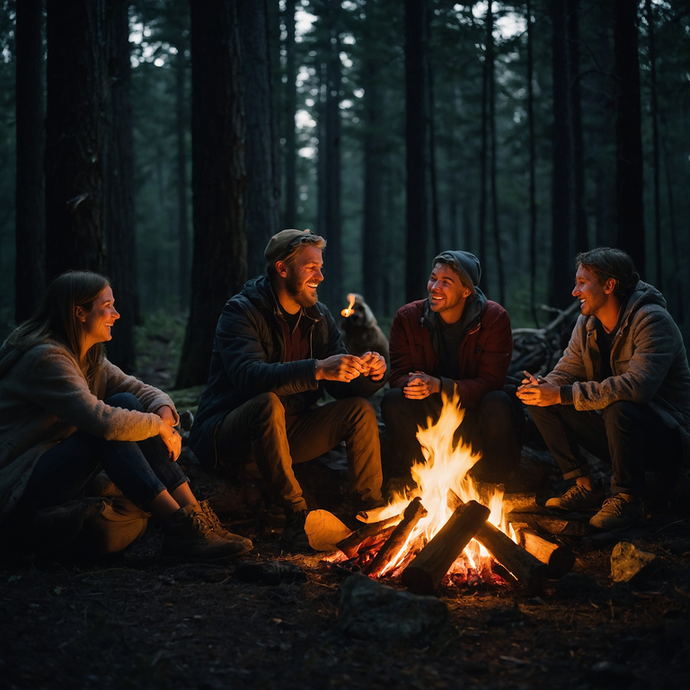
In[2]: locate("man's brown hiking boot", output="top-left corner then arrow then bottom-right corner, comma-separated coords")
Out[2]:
192,501 -> 253,551
161,505 -> 251,562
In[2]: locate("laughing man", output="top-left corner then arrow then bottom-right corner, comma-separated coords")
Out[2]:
189,229 -> 387,551
381,251 -> 523,487
517,248 -> 690,529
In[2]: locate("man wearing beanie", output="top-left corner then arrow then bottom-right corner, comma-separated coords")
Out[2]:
381,250 -> 522,486
189,229 -> 387,552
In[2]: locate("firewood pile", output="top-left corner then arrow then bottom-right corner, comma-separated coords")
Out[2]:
508,301 -> 581,379
326,485 -> 577,596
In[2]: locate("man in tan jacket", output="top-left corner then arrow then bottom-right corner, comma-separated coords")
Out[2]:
518,248 -> 690,530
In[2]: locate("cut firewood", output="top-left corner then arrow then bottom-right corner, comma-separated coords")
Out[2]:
447,490 -> 549,592
507,512 -> 589,537
503,493 -> 542,513
365,497 -> 427,578
510,522 -> 575,578
474,520 -> 549,593
402,500 -> 490,595
336,516 -> 401,559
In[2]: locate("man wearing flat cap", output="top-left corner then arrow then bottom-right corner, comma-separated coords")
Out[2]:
189,229 -> 387,551
381,250 -> 522,485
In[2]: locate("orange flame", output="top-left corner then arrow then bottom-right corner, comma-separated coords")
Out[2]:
341,293 -> 356,317
379,391 -> 512,575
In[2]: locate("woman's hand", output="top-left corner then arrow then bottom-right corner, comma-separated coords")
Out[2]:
158,423 -> 182,460
156,406 -> 181,460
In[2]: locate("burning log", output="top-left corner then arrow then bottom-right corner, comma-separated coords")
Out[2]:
474,520 -> 549,593
336,516 -> 401,559
510,522 -> 575,578
365,498 -> 427,578
447,490 -> 549,593
402,500 -> 490,595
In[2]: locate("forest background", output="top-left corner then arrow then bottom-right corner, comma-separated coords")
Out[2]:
0,0 -> 689,388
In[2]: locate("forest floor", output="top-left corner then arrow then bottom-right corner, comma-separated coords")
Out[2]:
2,326 -> 690,690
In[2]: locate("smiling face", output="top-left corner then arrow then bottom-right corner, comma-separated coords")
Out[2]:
427,263 -> 472,324
77,285 -> 120,355
278,245 -> 324,312
572,265 -> 614,319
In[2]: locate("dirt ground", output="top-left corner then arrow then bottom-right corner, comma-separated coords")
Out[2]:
2,336 -> 690,690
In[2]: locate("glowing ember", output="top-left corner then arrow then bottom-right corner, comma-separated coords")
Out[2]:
376,391 -> 511,577
341,293 -> 356,317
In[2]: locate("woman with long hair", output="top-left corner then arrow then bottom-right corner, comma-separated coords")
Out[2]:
0,271 -> 251,560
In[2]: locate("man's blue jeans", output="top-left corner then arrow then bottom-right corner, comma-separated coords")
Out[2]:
529,401 -> 681,496
19,393 -> 188,513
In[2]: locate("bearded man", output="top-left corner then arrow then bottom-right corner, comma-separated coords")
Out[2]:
189,230 -> 387,551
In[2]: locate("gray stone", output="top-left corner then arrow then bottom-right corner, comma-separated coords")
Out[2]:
610,541 -> 658,583
338,574 -> 448,640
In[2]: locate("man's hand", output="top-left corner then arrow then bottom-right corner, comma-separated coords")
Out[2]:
315,354 -> 366,382
403,371 -> 440,400
359,351 -> 387,381
516,371 -> 561,406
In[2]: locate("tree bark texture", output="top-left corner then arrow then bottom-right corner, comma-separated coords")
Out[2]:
567,0 -> 588,254
404,0 -> 428,303
177,0 -> 247,389
15,0 -> 45,322
283,0 -> 297,229
104,0 -> 137,372
614,0 -> 645,275
45,0 -> 107,278
549,0 -> 573,308
645,0 -> 662,289
238,0 -> 280,278
320,1 -> 343,306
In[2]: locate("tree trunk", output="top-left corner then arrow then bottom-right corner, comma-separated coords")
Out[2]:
526,0 -> 539,327
45,0 -> 107,278
549,0 -> 572,308
567,0 -> 588,254
239,0 -> 280,278
405,0 -> 428,302
645,0 -> 662,289
176,0 -> 246,389
478,7 -> 489,291
324,5 -> 343,306
614,0 -> 645,275
174,31 -> 190,308
487,1 -> 504,304
283,0 -> 297,229
15,0 -> 45,322
103,0 -> 137,372
425,3 -> 440,257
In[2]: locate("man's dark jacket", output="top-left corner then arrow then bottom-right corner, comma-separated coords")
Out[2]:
189,275 -> 385,467
388,291 -> 512,408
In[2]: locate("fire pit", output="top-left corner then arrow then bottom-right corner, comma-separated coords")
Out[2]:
324,393 -> 570,594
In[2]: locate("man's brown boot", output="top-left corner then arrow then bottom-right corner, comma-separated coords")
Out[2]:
191,501 -> 253,551
161,505 -> 251,562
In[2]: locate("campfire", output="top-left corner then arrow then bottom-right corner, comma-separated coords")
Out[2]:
326,393 -> 573,594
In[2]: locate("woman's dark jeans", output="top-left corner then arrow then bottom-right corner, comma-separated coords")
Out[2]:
19,393 -> 187,513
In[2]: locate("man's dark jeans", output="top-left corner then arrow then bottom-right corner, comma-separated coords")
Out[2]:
213,392 -> 383,513
380,388 -> 523,482
529,401 -> 681,496
19,393 -> 188,513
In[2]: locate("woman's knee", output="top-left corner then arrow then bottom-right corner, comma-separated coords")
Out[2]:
105,392 -> 143,412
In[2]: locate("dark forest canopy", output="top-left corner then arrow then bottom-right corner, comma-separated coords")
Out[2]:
1,0 -> 689,384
